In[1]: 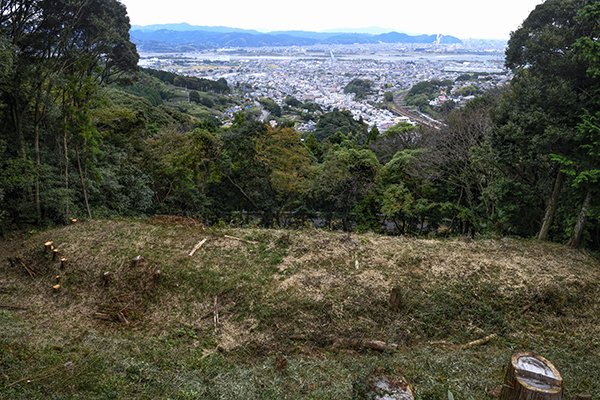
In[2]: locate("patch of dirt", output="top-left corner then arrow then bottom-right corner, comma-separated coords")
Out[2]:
356,270 -> 390,292
278,269 -> 334,301
217,317 -> 262,352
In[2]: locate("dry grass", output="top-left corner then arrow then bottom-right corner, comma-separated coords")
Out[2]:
0,219 -> 599,399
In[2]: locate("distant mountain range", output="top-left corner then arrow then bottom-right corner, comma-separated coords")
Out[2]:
130,24 -> 462,52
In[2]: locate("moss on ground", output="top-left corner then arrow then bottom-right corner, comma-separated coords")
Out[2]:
0,219 -> 599,399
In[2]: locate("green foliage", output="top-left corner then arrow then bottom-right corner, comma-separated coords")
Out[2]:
302,101 -> 323,113
190,90 -> 217,108
344,78 -> 373,100
258,97 -> 282,117
284,95 -> 302,107
407,79 -> 453,98
381,183 -> 415,229
172,75 -> 230,94
453,85 -> 481,97
309,146 -> 380,229
367,126 -> 380,144
0,0 -> 598,249
314,110 -> 369,143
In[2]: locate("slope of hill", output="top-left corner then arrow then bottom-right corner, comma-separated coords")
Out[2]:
130,27 -> 462,52
1,219 -> 599,398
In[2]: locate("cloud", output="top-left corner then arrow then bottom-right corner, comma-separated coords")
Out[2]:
121,0 -> 544,39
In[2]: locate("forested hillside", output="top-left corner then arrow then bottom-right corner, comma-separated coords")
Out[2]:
0,0 -> 598,249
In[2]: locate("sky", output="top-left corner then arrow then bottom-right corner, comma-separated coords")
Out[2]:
119,0 -> 545,40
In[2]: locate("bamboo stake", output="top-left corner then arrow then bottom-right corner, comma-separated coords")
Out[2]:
188,238 -> 208,257
460,334 -> 498,350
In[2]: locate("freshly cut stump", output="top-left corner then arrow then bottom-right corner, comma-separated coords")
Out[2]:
500,352 -> 563,400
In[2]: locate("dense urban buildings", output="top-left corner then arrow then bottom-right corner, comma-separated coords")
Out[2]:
139,43 -> 509,131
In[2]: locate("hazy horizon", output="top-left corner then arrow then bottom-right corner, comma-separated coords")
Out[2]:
120,0 -> 545,40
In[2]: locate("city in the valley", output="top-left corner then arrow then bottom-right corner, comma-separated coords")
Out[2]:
138,42 -> 509,132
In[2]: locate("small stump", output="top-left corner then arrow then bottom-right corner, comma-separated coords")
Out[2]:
389,286 -> 403,311
130,255 -> 144,268
500,352 -> 563,400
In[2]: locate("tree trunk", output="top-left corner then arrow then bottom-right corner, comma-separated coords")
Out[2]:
34,121 -> 41,224
76,148 -> 92,219
10,100 -> 25,158
568,190 -> 592,249
62,93 -> 70,220
500,352 -> 563,400
538,171 -> 565,241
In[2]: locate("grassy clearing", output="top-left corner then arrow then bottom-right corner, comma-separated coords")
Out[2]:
0,218 -> 599,399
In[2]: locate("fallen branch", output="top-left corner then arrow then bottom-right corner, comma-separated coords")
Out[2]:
333,338 -> 398,352
429,334 -> 498,350
117,311 -> 129,325
460,333 -> 498,350
188,238 -> 208,257
0,304 -> 28,311
224,235 -> 258,245
13,257 -> 37,278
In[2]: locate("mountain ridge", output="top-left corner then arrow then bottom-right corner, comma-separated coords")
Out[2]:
130,24 -> 462,52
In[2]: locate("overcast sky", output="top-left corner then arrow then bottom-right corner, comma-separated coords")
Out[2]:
119,0 -> 545,39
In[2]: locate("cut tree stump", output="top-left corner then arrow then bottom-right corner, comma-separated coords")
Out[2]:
500,352 -> 563,400
60,257 -> 68,269
103,272 -> 112,287
44,241 -> 54,252
52,248 -> 60,261
130,255 -> 144,268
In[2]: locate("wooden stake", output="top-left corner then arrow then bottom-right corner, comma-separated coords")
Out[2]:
153,269 -> 162,283
55,275 -> 61,284
188,238 -> 208,257
103,272 -> 111,287
130,255 -> 144,268
44,241 -> 54,252
500,352 -> 563,400
52,248 -> 60,261
213,296 -> 219,334
60,257 -> 68,269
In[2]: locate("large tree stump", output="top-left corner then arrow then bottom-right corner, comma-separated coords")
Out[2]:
500,352 -> 563,400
